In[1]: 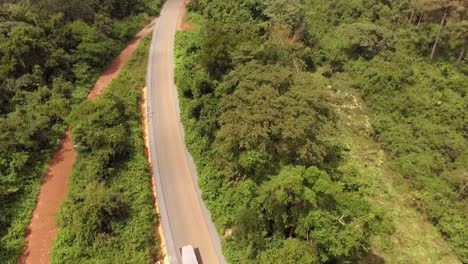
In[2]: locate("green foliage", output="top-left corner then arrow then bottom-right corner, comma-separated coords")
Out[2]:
326,83 -> 461,263
57,182 -> 130,247
175,7 -> 386,264
65,20 -> 121,68
215,65 -> 336,179
70,98 -> 130,165
0,0 -> 162,262
51,36 -> 158,264
258,238 -> 318,264
349,55 -> 468,261
176,0 -> 467,263
327,22 -> 396,61
303,0 -> 468,261
257,166 -> 381,262
0,80 -> 69,263
260,0 -> 304,30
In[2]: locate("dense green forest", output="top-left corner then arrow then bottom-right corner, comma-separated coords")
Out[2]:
0,0 -> 162,262
175,0 -> 467,263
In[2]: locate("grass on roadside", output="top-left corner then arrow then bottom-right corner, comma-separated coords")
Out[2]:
50,35 -> 161,264
326,73 -> 461,264
174,10 -> 461,264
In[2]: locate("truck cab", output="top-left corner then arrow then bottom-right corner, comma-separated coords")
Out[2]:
181,245 -> 198,264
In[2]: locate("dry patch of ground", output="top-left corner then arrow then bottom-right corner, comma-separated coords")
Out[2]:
178,0 -> 193,31
88,21 -> 156,100
19,131 -> 76,264
326,80 -> 460,264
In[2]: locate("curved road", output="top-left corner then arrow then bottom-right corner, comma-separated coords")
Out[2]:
146,0 -> 225,263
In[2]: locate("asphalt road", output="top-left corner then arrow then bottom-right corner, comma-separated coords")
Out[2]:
146,0 -> 225,263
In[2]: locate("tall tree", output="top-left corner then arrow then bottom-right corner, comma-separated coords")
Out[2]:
448,20 -> 468,63
425,0 -> 465,59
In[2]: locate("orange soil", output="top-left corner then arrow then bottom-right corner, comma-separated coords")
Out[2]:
88,21 -> 155,100
177,0 -> 193,31
19,22 -> 155,264
141,87 -> 167,264
19,131 -> 76,264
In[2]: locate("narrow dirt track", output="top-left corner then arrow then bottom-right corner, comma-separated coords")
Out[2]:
88,21 -> 155,100
19,22 -> 155,264
18,131 -> 76,264
177,0 -> 193,31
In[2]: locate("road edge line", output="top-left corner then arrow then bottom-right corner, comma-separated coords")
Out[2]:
146,4 -> 179,263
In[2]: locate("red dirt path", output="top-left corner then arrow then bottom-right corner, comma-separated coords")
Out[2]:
88,21 -> 155,100
177,0 -> 193,31
19,22 -> 155,264
19,131 -> 76,264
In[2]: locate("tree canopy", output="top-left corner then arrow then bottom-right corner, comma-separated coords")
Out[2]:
0,0 -> 163,262
176,0 -> 467,262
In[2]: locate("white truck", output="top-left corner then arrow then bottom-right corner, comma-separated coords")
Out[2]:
181,245 -> 198,264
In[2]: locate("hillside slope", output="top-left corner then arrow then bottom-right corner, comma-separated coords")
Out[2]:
174,0 -> 467,263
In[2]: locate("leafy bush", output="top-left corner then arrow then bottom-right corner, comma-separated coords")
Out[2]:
51,36 -> 159,264
0,0 -> 162,262
177,0 -> 467,262
174,8 -> 387,263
